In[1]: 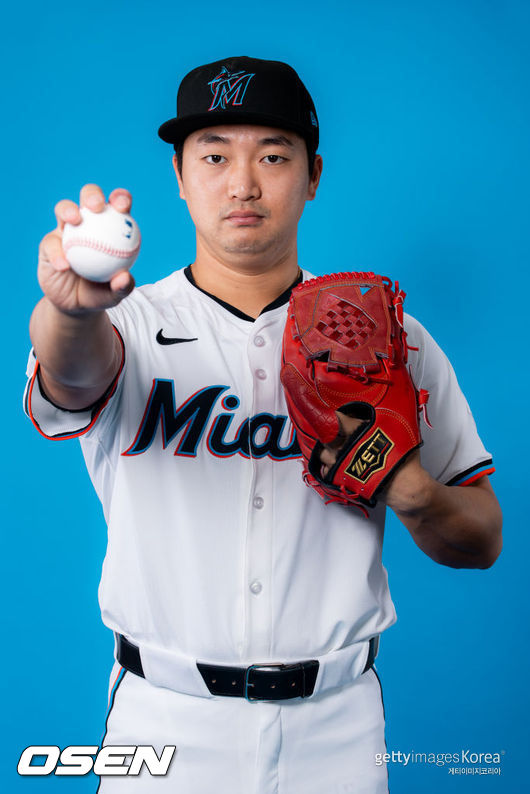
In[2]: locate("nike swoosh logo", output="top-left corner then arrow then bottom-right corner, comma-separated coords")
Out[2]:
156,329 -> 198,346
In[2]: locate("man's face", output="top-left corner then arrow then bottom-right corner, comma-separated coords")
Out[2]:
173,124 -> 322,271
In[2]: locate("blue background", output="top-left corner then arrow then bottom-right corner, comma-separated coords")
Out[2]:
2,0 -> 528,790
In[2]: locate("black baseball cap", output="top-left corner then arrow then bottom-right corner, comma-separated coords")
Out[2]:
158,56 -> 319,154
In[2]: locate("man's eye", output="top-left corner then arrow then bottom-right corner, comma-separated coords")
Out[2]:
263,155 -> 286,164
205,154 -> 226,164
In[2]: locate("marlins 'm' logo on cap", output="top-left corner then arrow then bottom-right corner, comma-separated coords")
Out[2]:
158,56 -> 319,152
208,67 -> 255,111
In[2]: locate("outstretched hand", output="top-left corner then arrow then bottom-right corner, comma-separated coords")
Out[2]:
38,184 -> 135,315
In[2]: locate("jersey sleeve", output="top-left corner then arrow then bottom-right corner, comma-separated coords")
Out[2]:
405,313 -> 494,486
23,318 -> 126,441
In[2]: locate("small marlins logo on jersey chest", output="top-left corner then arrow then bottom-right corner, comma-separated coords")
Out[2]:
122,381 -> 300,461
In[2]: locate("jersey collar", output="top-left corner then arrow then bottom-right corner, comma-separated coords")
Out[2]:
184,265 -> 303,323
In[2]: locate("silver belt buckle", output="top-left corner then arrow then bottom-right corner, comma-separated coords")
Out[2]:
244,662 -> 292,701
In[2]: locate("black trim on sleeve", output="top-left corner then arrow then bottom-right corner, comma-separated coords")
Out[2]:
25,326 -> 125,441
184,264 -> 303,322
34,325 -> 126,415
445,458 -> 494,486
35,368 -> 96,414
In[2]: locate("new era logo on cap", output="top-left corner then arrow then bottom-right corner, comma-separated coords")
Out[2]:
208,67 -> 255,111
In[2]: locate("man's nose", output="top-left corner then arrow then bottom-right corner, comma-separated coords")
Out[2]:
227,161 -> 261,201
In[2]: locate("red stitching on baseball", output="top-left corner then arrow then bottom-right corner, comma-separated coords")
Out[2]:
63,237 -> 140,258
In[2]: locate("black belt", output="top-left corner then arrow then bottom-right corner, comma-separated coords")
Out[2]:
115,634 -> 379,701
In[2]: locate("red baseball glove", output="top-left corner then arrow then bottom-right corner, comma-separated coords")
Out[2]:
280,272 -> 429,510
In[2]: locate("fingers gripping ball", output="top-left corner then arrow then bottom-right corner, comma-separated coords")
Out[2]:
280,272 -> 430,510
62,204 -> 141,282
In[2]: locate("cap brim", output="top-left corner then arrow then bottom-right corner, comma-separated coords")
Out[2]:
158,111 -> 316,147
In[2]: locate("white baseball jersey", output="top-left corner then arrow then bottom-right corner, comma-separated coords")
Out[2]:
24,266 -> 493,694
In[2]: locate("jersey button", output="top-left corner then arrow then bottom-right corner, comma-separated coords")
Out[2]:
254,335 -> 265,347
256,369 -> 267,380
253,496 -> 264,509
249,580 -> 263,595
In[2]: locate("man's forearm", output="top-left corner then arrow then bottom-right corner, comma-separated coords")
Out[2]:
384,457 -> 503,569
29,297 -> 121,409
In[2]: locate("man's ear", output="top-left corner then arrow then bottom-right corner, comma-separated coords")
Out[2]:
172,154 -> 186,200
307,154 -> 323,201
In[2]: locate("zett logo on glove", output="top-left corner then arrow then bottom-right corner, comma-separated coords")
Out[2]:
344,429 -> 394,483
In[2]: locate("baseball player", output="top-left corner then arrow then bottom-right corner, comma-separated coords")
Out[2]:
24,56 -> 502,793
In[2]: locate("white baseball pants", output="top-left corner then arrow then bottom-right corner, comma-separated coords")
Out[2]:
96,661 -> 389,794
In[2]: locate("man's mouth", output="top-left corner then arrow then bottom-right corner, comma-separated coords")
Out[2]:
224,210 -> 264,226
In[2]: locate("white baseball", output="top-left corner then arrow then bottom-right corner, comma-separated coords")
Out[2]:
62,204 -> 141,282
